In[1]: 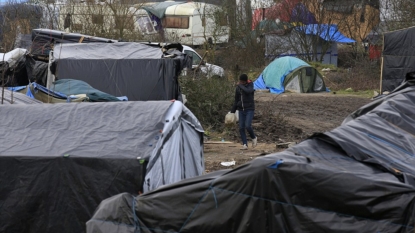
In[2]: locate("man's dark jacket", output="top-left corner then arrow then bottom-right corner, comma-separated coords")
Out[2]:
231,80 -> 255,113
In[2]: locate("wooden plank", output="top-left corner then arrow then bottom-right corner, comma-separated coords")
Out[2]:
205,141 -> 233,144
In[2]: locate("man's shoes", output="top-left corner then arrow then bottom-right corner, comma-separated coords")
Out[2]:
252,137 -> 257,148
240,144 -> 248,150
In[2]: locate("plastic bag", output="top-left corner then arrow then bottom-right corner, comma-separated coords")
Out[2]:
225,112 -> 237,125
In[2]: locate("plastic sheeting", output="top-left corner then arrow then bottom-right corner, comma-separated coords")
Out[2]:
382,26 -> 415,92
51,79 -> 121,102
0,48 -> 27,67
88,80 -> 415,233
0,49 -> 29,86
52,42 -> 188,101
0,101 -> 204,233
253,74 -> 267,90
25,55 -> 48,86
0,88 -> 42,104
31,28 -> 117,56
299,24 -> 356,43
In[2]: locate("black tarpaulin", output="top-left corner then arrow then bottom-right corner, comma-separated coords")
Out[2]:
51,42 -> 189,101
31,28 -> 117,57
382,26 -> 415,92
88,81 -> 415,232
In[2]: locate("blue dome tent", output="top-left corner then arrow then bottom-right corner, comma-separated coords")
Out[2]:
254,56 -> 326,94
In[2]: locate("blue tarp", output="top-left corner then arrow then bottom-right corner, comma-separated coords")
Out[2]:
253,74 -> 267,90
254,56 -> 310,94
299,24 -> 356,43
32,82 -> 68,99
7,86 -> 26,92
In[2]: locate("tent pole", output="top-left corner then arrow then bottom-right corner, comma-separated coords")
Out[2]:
379,34 -> 385,94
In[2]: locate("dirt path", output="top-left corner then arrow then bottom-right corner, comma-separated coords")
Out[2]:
204,92 -> 372,172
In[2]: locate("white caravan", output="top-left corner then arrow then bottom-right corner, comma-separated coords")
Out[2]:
135,1 -> 230,46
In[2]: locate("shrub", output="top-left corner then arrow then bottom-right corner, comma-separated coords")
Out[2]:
180,76 -> 235,131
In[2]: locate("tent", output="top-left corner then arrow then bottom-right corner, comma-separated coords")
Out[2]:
381,26 -> 415,92
87,76 -> 415,233
50,42 -> 190,101
254,56 -> 326,94
0,101 -> 204,233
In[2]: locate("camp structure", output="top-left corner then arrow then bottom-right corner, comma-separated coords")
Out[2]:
0,100 -> 204,233
14,79 -> 124,103
87,74 -> 415,233
381,26 -> 415,93
254,56 -> 326,94
31,28 -> 117,57
49,41 -> 190,101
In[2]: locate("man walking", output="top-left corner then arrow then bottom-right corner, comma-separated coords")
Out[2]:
231,74 -> 257,150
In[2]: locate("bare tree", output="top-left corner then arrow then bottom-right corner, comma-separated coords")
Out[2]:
58,0 -> 146,41
380,0 -> 415,31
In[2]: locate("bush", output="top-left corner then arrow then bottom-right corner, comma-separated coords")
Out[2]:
180,76 -> 235,131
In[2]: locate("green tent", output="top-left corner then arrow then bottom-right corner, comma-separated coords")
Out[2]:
254,56 -> 326,94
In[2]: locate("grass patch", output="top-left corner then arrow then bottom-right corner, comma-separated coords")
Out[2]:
331,89 -> 376,98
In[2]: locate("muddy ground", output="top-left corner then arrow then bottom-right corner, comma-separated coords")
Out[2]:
204,92 -> 372,173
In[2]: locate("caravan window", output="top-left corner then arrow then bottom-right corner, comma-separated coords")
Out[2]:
137,16 -> 155,34
163,16 -> 189,29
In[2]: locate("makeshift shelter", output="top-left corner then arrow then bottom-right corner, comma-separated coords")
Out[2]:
87,77 -> 415,233
381,26 -> 415,92
254,56 -> 326,94
14,82 -> 90,103
31,28 -> 117,57
50,79 -> 123,102
50,42 -> 190,101
0,48 -> 50,87
265,24 -> 355,66
0,48 -> 31,86
0,101 -> 204,233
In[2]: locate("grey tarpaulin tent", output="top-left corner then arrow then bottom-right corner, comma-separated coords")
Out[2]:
50,42 -> 190,101
0,101 -> 204,233
381,26 -> 415,92
88,79 -> 415,232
